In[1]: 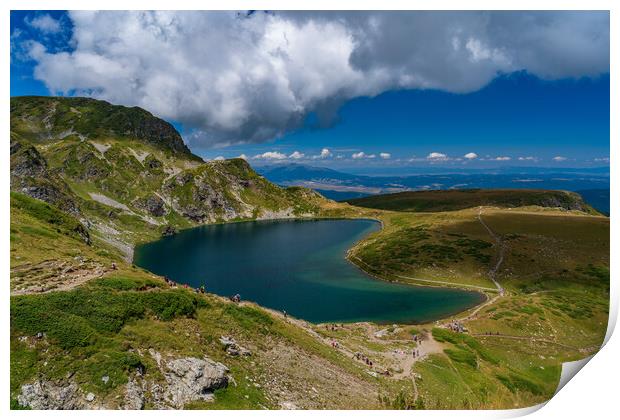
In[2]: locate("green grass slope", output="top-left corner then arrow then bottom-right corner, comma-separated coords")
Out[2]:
346,189 -> 599,214
10,193 -> 388,409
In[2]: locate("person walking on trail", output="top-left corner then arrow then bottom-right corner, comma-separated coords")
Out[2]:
283,310 -> 287,318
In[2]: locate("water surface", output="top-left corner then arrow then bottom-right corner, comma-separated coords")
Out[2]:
134,219 -> 485,324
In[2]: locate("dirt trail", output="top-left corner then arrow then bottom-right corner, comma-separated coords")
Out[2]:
392,332 -> 443,380
477,207 -> 505,296
252,304 -> 445,380
11,260 -> 111,295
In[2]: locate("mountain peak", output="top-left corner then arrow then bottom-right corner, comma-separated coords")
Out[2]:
10,96 -> 199,159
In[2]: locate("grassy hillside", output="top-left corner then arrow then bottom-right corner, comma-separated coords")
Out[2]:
10,191 -> 609,410
10,192 -> 394,409
11,96 -> 196,157
10,96 -> 327,260
346,189 -> 599,214
342,204 -> 608,409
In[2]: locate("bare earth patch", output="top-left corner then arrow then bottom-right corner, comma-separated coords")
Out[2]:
11,258 -> 110,295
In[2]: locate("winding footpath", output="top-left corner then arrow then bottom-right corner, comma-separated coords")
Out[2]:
453,208 -> 506,323
477,207 -> 505,296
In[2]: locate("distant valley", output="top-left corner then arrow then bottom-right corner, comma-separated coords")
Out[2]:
256,163 -> 610,214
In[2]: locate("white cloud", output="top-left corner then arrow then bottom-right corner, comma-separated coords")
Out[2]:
317,148 -> 332,159
212,156 -> 225,161
427,152 -> 449,161
552,156 -> 567,162
464,152 -> 478,159
238,154 -> 248,160
352,151 -> 376,159
379,152 -> 391,159
25,11 -> 609,147
594,157 -> 610,163
26,14 -> 62,34
289,151 -> 305,159
494,156 -> 512,161
518,156 -> 537,161
253,151 -> 287,160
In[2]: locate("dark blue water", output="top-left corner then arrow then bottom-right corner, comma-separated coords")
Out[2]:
134,219 -> 485,324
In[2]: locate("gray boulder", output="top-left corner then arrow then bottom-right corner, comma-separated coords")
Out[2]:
17,380 -> 83,409
164,357 -> 229,408
123,378 -> 145,410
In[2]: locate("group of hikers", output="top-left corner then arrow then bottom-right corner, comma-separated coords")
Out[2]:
229,293 -> 241,303
325,323 -> 343,331
447,320 -> 466,333
354,351 -> 373,367
163,276 -> 202,295
412,333 -> 423,344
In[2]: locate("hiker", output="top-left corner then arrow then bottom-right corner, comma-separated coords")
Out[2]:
200,285 -> 206,294
111,262 -> 117,270
283,310 -> 287,318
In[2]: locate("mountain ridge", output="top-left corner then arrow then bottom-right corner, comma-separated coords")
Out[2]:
10,96 -> 327,260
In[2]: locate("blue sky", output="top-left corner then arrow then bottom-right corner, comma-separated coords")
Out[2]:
11,11 -> 610,169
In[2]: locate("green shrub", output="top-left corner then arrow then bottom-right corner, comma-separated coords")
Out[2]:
223,305 -> 273,330
94,276 -> 160,291
10,288 -> 203,349
432,328 -> 461,345
444,348 -> 477,368
495,372 -> 544,395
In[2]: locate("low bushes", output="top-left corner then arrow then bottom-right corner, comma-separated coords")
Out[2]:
10,287 -> 204,349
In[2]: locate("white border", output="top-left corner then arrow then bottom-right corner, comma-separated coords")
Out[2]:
2,2 -> 616,419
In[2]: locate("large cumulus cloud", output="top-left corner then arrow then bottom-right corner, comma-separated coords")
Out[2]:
24,11 -> 609,147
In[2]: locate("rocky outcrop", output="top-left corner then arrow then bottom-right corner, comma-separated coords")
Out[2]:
133,194 -> 167,217
164,169 -> 249,223
220,336 -> 252,356
123,378 -> 145,410
17,381 -> 85,409
162,357 -> 229,407
161,225 -> 178,237
18,354 -> 230,410
10,139 -> 81,216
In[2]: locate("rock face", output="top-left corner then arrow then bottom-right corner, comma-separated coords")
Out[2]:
134,194 -> 167,217
10,139 -> 81,216
220,336 -> 252,356
17,381 -> 84,409
163,167 -> 248,223
123,378 -> 145,410
18,355 -> 230,410
163,357 -> 229,408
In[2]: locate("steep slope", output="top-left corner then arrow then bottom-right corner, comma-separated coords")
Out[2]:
11,96 -> 195,157
10,96 -> 326,259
